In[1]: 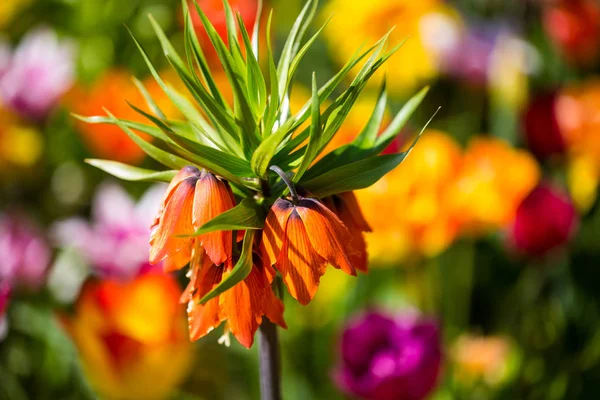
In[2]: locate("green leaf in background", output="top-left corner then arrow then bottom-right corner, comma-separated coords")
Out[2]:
183,198 -> 265,237
199,229 -> 256,304
85,159 -> 177,182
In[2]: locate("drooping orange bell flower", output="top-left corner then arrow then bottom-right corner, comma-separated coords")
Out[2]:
323,192 -> 372,273
150,166 -> 235,270
261,196 -> 357,305
181,245 -> 286,348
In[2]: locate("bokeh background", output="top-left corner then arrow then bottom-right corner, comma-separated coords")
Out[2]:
1,0 -> 600,399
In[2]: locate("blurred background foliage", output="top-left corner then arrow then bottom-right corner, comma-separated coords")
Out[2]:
2,0 -> 600,399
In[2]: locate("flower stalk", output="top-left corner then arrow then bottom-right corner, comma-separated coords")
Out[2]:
258,318 -> 282,400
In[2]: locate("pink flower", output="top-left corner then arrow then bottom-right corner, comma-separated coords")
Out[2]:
510,184 -> 578,257
0,282 -> 9,340
0,213 -> 51,291
52,182 -> 166,280
0,26 -> 75,120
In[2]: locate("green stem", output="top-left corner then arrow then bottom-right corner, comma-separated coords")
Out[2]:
269,165 -> 299,204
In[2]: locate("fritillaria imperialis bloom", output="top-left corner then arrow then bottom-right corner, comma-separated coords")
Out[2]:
85,0 -> 429,353
150,166 -> 285,348
335,312 -> 442,400
261,194 -> 357,305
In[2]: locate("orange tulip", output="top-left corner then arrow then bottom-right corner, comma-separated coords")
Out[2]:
63,272 -> 192,400
323,192 -> 371,273
181,246 -> 286,348
261,196 -> 357,305
150,166 -> 235,269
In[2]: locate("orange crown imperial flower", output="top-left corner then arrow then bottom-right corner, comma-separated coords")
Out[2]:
150,166 -> 235,270
85,0 -> 431,352
261,167 -> 359,305
322,192 -> 372,273
182,246 -> 286,348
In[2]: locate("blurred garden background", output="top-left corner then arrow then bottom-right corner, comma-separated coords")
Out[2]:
1,0 -> 600,399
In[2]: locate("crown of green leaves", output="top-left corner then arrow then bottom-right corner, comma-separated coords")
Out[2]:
76,0 -> 432,302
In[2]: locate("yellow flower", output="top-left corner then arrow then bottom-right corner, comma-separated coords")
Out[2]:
0,110 -> 43,169
321,0 -> 444,94
556,80 -> 600,211
63,273 -> 192,400
0,0 -> 31,28
452,334 -> 520,388
450,137 -> 540,234
356,130 -> 462,263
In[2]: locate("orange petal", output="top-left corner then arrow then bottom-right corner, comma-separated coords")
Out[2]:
188,297 -> 223,341
295,198 -> 356,276
337,192 -> 372,232
187,263 -> 225,341
219,265 -> 267,348
163,243 -> 192,272
150,169 -> 199,264
264,286 -> 287,329
193,172 -> 235,266
260,198 -> 294,268
277,210 -> 327,305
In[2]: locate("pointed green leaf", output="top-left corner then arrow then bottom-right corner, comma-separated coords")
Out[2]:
182,0 -> 229,109
104,110 -> 190,170
132,77 -> 167,120
294,73 -> 321,182
301,109 -> 437,197
352,78 -> 388,148
302,85 -> 430,180
128,103 -> 254,182
184,198 -> 264,237
198,229 -> 256,304
86,159 -> 177,182
373,85 -> 430,152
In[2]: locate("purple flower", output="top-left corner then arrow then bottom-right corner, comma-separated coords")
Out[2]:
335,312 -> 442,400
0,213 -> 51,291
510,183 -> 578,257
0,26 -> 75,120
52,182 -> 166,280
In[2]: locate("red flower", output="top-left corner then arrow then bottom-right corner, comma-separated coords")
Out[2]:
543,0 -> 600,66
510,184 -> 578,257
523,91 -> 566,160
